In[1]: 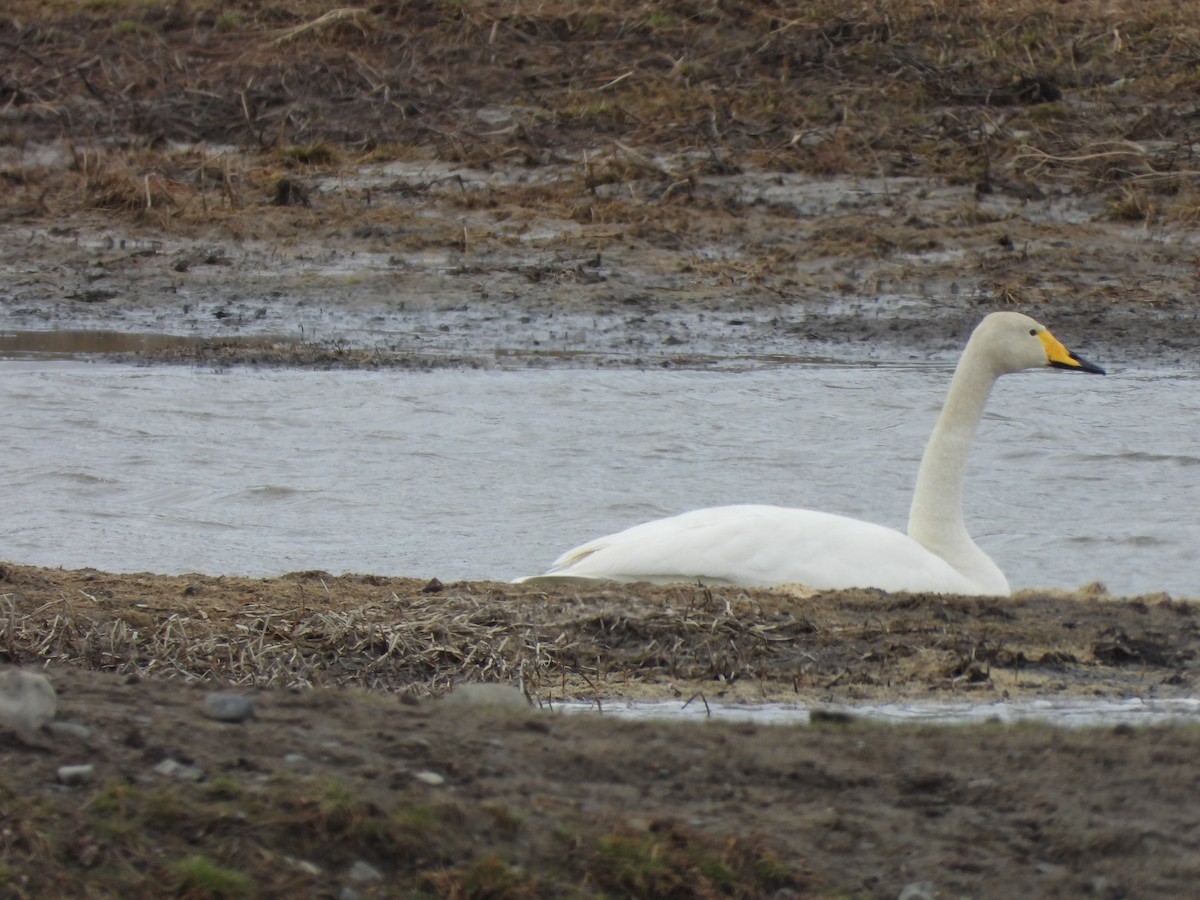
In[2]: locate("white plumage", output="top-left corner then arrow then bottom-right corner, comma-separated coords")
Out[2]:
516,312 -> 1104,595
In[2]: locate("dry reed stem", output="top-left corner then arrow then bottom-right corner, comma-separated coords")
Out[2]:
267,8 -> 373,45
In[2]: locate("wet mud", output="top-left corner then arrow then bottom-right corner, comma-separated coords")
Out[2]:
4,565 -> 1200,897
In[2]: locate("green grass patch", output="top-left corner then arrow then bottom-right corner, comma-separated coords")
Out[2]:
168,855 -> 254,899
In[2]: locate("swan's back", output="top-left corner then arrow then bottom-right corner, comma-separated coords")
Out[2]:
518,505 -> 993,594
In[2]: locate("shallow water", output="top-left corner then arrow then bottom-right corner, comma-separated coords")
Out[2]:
1,359 -> 1196,597
558,696 -> 1200,727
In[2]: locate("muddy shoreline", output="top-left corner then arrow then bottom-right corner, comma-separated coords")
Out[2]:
6,564 -> 1199,706
3,176 -> 1197,373
4,563 -> 1200,898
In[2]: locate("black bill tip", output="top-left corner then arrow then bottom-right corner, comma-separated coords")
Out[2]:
1051,352 -> 1105,375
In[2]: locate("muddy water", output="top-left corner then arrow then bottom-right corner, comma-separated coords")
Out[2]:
1,360 -> 1196,597
560,697 -> 1200,727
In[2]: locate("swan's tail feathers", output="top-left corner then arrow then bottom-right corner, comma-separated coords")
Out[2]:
511,543 -> 609,585
512,573 -> 613,586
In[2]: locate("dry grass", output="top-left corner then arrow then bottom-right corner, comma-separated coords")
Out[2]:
2,564 -> 1197,704
3,0 -> 1200,233
1,568 -> 812,701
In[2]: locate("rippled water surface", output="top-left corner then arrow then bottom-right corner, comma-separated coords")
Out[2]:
2,360 -> 1196,597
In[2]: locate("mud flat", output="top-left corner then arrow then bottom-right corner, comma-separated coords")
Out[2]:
4,2 -> 1200,370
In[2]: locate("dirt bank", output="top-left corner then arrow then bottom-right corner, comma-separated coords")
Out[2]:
4,564 -> 1200,897
3,1 -> 1200,369
3,564 -> 1196,705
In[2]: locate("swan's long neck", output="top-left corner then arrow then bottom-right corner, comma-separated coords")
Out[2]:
906,338 -> 1008,592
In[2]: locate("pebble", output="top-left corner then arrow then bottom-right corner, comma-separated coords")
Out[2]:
346,860 -> 383,882
898,882 -> 936,900
204,692 -> 257,722
47,721 -> 92,741
0,669 -> 57,734
57,764 -> 95,785
413,770 -> 445,786
443,682 -> 530,710
153,758 -> 204,781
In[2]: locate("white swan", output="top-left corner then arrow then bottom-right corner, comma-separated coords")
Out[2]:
516,312 -> 1104,595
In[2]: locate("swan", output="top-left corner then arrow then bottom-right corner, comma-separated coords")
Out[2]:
516,312 -> 1105,595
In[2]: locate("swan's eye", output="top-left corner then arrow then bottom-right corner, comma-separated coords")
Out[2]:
1028,328 -> 1038,336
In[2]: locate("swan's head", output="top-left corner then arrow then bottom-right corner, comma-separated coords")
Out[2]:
971,311 -> 1106,377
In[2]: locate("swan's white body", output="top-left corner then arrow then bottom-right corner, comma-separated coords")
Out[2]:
517,312 -> 1104,596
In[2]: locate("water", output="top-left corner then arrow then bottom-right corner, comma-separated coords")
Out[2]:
559,697 -> 1200,727
1,360 -> 1196,597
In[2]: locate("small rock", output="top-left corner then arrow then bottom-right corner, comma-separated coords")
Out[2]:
153,758 -> 204,781
57,764 -> 95,785
413,770 -> 445,786
346,860 -> 383,883
898,882 -> 936,900
1036,862 -> 1068,877
47,721 -> 92,741
283,753 -> 307,766
0,669 -> 57,734
205,692 -> 257,722
444,683 -> 530,710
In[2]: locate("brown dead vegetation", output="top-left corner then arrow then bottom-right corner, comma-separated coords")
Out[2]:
3,0 -> 1200,234
4,564 -> 1200,897
5,0 -> 1199,375
3,563 -> 1196,704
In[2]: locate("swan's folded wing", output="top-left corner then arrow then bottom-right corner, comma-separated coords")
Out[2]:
518,504 -> 983,594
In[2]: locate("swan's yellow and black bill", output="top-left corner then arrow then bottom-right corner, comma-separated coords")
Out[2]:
1038,331 -> 1106,375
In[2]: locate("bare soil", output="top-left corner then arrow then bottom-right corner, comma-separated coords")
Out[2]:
4,2 -> 1200,897
4,0 -> 1200,369
4,566 -> 1200,898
